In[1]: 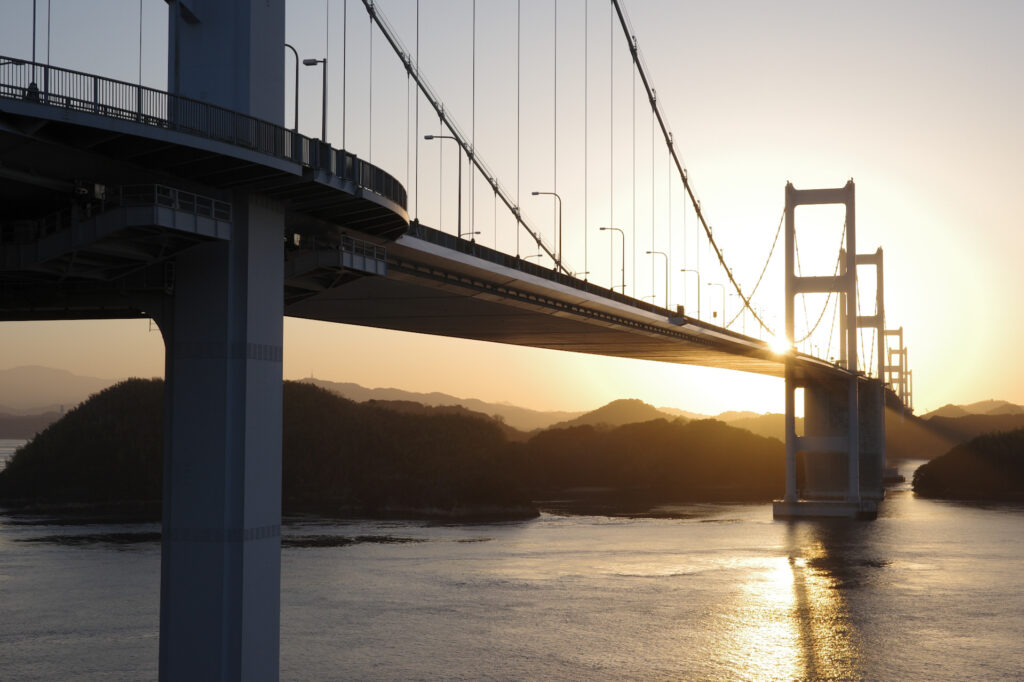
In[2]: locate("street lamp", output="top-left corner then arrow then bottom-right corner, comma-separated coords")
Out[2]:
645,250 -> 668,309
302,57 -> 327,141
531,190 -> 563,272
599,227 -> 625,293
707,282 -> 725,324
424,134 -> 466,239
729,293 -> 746,333
680,268 -> 700,320
284,44 -> 299,132
753,305 -> 764,339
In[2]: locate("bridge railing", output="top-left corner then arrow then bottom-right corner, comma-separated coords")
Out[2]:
0,57 -> 407,210
120,185 -> 233,222
1,183 -> 231,245
407,221 -> 674,317
406,221 -> 775,345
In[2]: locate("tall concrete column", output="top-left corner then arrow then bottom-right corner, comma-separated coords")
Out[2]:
858,381 -> 885,500
802,378 -> 851,499
168,0 -> 286,125
158,193 -> 284,681
854,249 -> 885,498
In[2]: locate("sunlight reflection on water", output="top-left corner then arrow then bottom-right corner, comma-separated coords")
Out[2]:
1,495 -> 1023,679
714,525 -> 870,680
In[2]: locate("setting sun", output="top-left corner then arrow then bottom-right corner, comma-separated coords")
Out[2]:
768,334 -> 792,356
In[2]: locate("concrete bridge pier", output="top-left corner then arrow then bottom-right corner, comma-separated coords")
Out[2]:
775,373 -> 879,520
157,3 -> 287,679
858,380 -> 885,501
156,193 -> 284,681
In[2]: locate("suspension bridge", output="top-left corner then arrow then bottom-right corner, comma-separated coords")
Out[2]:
0,0 -> 914,679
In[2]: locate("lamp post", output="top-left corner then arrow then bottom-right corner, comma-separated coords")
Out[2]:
302,57 -> 327,141
531,190 -> 563,272
599,227 -> 625,293
708,282 -> 725,324
729,293 -> 747,333
645,250 -> 668,308
284,44 -> 299,132
424,134 -> 465,239
680,268 -> 700,320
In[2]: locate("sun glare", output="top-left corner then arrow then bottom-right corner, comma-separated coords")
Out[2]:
768,334 -> 792,355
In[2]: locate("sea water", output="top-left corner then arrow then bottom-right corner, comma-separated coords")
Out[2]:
1,460 -> 1022,680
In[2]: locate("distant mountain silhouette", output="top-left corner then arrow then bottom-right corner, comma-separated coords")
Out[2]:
0,365 -> 116,414
688,407 -> 956,462
301,377 -> 582,431
984,402 -> 1024,416
921,404 -> 971,420
724,413 -> 791,441
920,413 -> 1024,445
546,398 -> 680,430
362,399 -> 529,441
714,410 -> 762,422
921,399 -> 1024,420
656,406 -> 710,420
883,407 -> 958,460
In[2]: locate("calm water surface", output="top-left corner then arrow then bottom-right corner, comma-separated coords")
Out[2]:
0,439 -> 21,469
1,460 -> 1022,680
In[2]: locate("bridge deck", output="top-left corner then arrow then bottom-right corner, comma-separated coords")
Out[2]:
286,225 -> 840,380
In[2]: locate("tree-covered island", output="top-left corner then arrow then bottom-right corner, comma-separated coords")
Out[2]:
0,379 -> 797,519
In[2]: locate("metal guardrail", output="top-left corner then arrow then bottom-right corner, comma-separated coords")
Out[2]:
0,57 -> 407,209
121,185 -> 232,221
1,183 -> 231,244
339,234 -> 386,262
298,233 -> 387,263
406,221 -> 674,318
407,221 -> 785,345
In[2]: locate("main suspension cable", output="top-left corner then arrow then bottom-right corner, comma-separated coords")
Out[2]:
825,286 -> 839,361
794,229 -> 810,333
726,208 -> 784,328
611,0 -> 771,332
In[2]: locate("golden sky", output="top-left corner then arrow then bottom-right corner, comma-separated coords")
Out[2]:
1,1 -> 1021,415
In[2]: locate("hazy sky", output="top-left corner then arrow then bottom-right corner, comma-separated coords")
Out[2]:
1,0 -> 1021,415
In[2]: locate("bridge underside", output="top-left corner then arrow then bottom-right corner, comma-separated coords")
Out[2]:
287,266 -> 787,375
285,231 -> 843,380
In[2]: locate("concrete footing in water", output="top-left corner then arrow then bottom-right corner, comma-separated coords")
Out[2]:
773,499 -> 878,521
